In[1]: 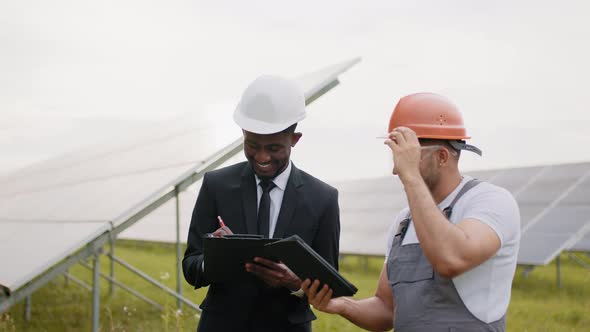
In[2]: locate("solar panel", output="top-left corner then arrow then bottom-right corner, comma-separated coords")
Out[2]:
514,164 -> 590,264
339,209 -> 395,256
518,205 -> 547,228
119,183 -> 199,243
515,163 -> 588,207
330,163 -> 590,264
492,164 -> 590,263
0,165 -> 190,222
333,176 -> 402,256
517,232 -> 571,265
570,233 -> 590,251
486,166 -> 546,194
0,221 -> 109,293
517,207 -> 590,265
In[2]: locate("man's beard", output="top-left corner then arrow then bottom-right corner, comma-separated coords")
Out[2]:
421,159 -> 441,192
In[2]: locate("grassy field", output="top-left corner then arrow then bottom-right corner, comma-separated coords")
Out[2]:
2,241 -> 589,331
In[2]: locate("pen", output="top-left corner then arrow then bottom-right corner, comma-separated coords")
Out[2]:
217,215 -> 226,228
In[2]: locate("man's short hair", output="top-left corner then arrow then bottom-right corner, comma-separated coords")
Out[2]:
281,123 -> 298,134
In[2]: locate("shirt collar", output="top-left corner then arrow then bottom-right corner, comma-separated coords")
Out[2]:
255,161 -> 292,191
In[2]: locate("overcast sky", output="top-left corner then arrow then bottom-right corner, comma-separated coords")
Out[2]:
2,0 -> 590,180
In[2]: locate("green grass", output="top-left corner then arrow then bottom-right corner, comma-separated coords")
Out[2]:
2,241 -> 590,331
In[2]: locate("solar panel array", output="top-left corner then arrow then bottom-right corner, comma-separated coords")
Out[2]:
333,162 -> 590,265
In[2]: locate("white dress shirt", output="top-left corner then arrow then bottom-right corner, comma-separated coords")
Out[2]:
255,161 -> 292,238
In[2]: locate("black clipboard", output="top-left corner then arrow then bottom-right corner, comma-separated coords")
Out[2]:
265,235 -> 358,297
203,234 -> 278,282
203,234 -> 357,297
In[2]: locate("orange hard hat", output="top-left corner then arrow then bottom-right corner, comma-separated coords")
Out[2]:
389,92 -> 470,140
388,92 -> 482,155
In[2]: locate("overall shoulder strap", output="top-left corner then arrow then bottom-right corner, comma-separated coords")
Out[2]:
401,179 -> 482,240
442,178 -> 481,218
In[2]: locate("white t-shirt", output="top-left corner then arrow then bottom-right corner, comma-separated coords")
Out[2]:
385,176 -> 520,323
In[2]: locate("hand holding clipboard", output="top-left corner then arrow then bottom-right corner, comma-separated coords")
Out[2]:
203,234 -> 357,297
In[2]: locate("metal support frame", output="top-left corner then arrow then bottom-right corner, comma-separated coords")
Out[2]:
521,265 -> 535,278
109,233 -> 115,296
64,273 -> 92,291
556,256 -> 562,288
92,253 -> 100,332
567,252 -> 590,270
362,256 -> 369,273
175,186 -> 183,310
79,262 -> 163,311
64,269 -> 69,287
522,258 -> 564,288
109,254 -> 201,313
24,296 -> 31,321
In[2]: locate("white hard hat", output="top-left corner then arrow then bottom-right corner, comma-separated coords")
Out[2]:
233,75 -> 306,134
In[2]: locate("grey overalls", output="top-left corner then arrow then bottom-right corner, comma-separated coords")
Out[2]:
386,179 -> 506,332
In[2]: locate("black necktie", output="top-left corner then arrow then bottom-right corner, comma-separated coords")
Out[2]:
257,180 -> 276,238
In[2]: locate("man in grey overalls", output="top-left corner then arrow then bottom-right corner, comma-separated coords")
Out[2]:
302,92 -> 520,332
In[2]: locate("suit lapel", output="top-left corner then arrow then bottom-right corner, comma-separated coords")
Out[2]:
240,163 -> 259,235
273,164 -> 303,239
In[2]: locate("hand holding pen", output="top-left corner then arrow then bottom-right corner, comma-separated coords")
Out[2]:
211,215 -> 233,237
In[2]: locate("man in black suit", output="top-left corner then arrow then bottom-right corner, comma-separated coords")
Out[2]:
182,75 -> 341,332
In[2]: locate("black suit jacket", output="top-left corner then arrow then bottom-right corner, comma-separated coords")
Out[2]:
183,161 -> 340,331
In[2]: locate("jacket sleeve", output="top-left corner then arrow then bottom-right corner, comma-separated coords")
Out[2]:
311,188 -> 341,270
182,173 -> 217,288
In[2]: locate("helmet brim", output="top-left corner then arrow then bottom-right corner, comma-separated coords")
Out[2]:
233,108 -> 306,134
